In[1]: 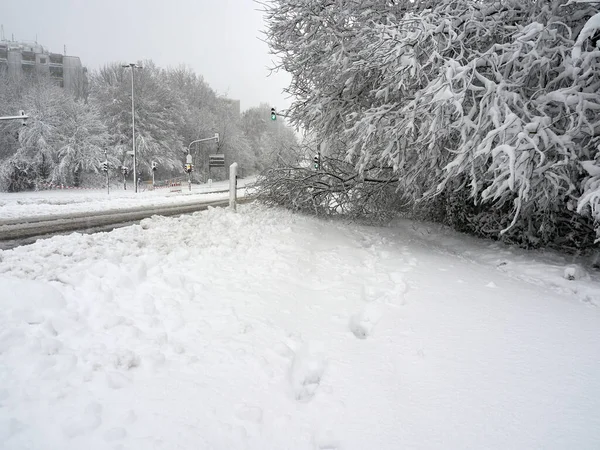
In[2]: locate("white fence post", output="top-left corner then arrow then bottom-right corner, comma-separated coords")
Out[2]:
229,162 -> 238,211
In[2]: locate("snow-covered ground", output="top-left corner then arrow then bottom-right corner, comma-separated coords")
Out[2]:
0,178 -> 254,221
1,204 -> 599,449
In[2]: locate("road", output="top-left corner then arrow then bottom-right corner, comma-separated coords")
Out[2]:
0,194 -> 251,250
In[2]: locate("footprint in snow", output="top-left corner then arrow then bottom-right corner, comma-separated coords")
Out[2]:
388,271 -> 406,285
289,344 -> 326,402
361,284 -> 390,303
112,349 -> 141,370
313,430 -> 341,449
349,303 -> 382,339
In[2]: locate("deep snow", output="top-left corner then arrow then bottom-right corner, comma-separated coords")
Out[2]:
0,203 -> 599,449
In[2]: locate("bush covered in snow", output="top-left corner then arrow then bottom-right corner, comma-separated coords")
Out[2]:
259,0 -> 600,252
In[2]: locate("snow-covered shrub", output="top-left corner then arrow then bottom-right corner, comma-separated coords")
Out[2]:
261,0 -> 600,251
0,156 -> 38,192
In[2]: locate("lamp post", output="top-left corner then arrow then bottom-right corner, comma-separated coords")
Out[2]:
122,63 -> 143,193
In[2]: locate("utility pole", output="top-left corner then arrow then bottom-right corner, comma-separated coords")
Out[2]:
122,63 -> 143,193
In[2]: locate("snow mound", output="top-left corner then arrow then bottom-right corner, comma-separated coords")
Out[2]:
563,264 -> 590,281
0,277 -> 65,328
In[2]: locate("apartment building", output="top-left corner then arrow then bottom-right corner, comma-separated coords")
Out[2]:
0,40 -> 85,91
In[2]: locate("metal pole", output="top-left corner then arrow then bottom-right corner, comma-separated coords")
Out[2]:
130,66 -> 137,193
0,114 -> 30,121
187,135 -> 220,184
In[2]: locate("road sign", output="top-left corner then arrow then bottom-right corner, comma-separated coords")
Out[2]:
209,154 -> 225,168
186,154 -> 193,164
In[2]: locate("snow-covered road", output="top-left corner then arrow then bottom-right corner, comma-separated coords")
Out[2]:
0,178 -> 254,221
0,204 -> 599,449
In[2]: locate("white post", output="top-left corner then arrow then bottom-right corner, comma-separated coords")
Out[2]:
229,162 -> 238,211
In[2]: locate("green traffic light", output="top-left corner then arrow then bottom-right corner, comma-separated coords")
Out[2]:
271,113 -> 277,121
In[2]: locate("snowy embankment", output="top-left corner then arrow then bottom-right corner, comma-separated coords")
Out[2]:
0,204 -> 599,449
0,178 -> 253,221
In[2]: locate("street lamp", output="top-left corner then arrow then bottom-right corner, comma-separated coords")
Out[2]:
187,133 -> 220,153
122,63 -> 143,193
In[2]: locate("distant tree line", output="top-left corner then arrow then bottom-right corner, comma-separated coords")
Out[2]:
0,61 -> 297,191
257,0 -> 600,253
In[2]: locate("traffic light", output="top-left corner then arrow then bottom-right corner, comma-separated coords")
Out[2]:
184,163 -> 193,173
19,110 -> 26,126
101,161 -> 109,172
121,166 -> 129,176
313,153 -> 320,170
270,108 -> 277,121
151,161 -> 158,171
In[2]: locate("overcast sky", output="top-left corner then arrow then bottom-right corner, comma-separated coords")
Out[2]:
1,0 -> 291,112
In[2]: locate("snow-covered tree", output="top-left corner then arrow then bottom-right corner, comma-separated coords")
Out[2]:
241,103 -> 299,173
53,101 -> 110,186
90,61 -> 186,177
0,76 -> 109,189
261,0 -> 600,250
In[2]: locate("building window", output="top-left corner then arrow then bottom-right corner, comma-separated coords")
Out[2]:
50,66 -> 63,78
39,57 -> 47,64
22,51 -> 35,62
